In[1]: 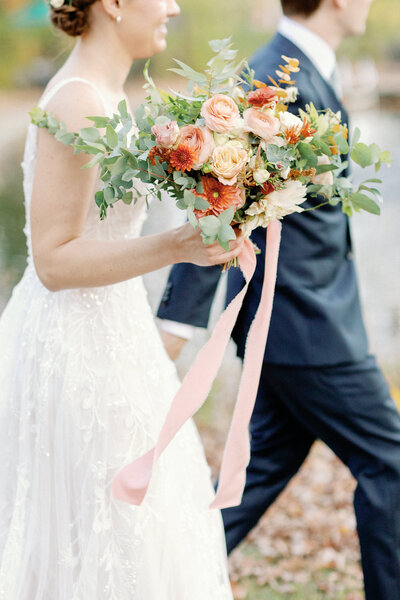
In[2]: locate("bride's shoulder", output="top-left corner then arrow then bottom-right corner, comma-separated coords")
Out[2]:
41,76 -> 106,132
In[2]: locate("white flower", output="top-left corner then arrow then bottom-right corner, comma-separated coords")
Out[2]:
280,166 -> 290,179
214,133 -> 230,146
240,214 -> 271,237
253,169 -> 270,184
246,180 -> 307,222
314,155 -> 334,186
284,86 -> 298,103
50,0 -> 65,8
279,111 -> 302,132
261,135 -> 285,152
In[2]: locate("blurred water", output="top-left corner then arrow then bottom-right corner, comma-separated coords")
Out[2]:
350,109 -> 400,369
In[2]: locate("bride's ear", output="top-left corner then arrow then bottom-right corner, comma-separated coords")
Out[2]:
99,0 -> 123,22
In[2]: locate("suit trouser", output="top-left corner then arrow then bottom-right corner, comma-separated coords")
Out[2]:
221,356 -> 400,600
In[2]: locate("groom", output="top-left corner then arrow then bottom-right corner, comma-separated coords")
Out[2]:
157,0 -> 400,598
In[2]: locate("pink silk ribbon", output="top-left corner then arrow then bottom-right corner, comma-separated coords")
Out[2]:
112,219 -> 282,509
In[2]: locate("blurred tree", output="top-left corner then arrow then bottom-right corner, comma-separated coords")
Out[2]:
0,0 -> 398,87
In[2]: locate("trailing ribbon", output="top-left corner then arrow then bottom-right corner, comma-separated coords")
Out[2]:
112,220 -> 282,509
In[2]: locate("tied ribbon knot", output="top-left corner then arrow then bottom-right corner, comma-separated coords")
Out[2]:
112,220 -> 282,510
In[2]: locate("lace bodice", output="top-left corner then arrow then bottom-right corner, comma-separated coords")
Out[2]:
21,77 -> 147,264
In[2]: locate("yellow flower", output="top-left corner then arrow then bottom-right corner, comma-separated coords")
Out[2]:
281,55 -> 300,72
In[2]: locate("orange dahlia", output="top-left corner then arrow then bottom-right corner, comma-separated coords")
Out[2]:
168,142 -> 197,172
193,176 -> 244,218
247,86 -> 277,109
149,146 -> 170,166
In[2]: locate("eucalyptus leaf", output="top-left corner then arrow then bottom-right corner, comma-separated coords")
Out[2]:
87,115 -> 110,128
106,125 -> 119,149
122,191 -> 133,205
218,205 -> 235,225
352,126 -> 361,146
199,215 -> 221,237
193,196 -> 209,210
351,143 -> 373,168
118,100 -> 129,119
187,206 -> 198,229
208,38 -> 232,53
55,130 -> 75,145
297,142 -> 318,168
218,223 -> 236,242
350,192 -> 381,215
333,131 -> 349,154
82,153 -> 103,169
79,127 -> 101,142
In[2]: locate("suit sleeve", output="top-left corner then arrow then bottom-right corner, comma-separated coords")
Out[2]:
157,263 -> 223,328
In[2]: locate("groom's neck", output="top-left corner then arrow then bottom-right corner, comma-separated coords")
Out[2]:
288,13 -> 344,51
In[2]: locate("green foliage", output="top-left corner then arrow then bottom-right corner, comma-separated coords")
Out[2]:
1,0 -> 399,89
0,159 -> 27,300
29,41 -> 392,251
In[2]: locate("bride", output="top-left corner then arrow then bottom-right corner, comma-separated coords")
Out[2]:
0,0 -> 244,597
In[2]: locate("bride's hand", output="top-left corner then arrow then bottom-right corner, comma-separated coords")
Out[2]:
174,222 -> 245,267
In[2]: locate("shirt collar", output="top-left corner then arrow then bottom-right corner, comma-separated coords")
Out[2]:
277,16 -> 336,82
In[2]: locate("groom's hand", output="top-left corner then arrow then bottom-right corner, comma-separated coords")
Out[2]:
159,330 -> 187,361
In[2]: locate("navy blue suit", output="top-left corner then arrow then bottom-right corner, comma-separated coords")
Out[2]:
158,34 -> 400,600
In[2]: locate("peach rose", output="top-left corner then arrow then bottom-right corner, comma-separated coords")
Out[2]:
178,125 -> 215,169
211,143 -> 248,186
200,94 -> 240,133
243,108 -> 280,141
151,121 -> 179,148
314,155 -> 334,186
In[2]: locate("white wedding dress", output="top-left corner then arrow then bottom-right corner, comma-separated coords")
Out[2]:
0,78 -> 233,600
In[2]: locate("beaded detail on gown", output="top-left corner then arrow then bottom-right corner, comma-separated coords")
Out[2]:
0,78 -> 233,600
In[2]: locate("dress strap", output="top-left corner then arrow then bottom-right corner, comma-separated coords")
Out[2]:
39,77 -> 110,115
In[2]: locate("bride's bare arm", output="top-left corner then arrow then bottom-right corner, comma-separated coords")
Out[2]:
31,84 -> 243,292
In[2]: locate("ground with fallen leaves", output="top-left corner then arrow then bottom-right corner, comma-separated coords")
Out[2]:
195,380 -> 400,600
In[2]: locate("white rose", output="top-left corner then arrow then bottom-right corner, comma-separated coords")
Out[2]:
279,111 -> 302,132
214,133 -> 230,146
50,0 -> 65,7
253,169 -> 270,184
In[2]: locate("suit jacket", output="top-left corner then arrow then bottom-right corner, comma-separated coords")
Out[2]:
157,33 -> 369,366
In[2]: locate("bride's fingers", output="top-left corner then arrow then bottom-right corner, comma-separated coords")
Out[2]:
205,238 -> 246,265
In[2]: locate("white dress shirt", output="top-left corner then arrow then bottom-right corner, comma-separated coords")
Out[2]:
158,19 -> 340,342
158,317 -> 196,340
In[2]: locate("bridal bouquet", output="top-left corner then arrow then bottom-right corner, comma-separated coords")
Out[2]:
31,38 -> 391,253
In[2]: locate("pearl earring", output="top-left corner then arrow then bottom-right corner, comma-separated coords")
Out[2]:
116,15 -> 122,23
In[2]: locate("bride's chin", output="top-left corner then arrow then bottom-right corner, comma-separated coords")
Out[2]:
152,32 -> 167,53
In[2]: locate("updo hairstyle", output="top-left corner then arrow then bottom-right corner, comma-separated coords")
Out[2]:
50,0 -> 99,37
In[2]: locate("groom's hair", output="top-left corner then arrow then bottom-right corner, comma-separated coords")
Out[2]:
281,0 -> 324,17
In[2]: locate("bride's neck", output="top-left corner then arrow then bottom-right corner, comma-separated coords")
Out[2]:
66,30 -> 132,97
